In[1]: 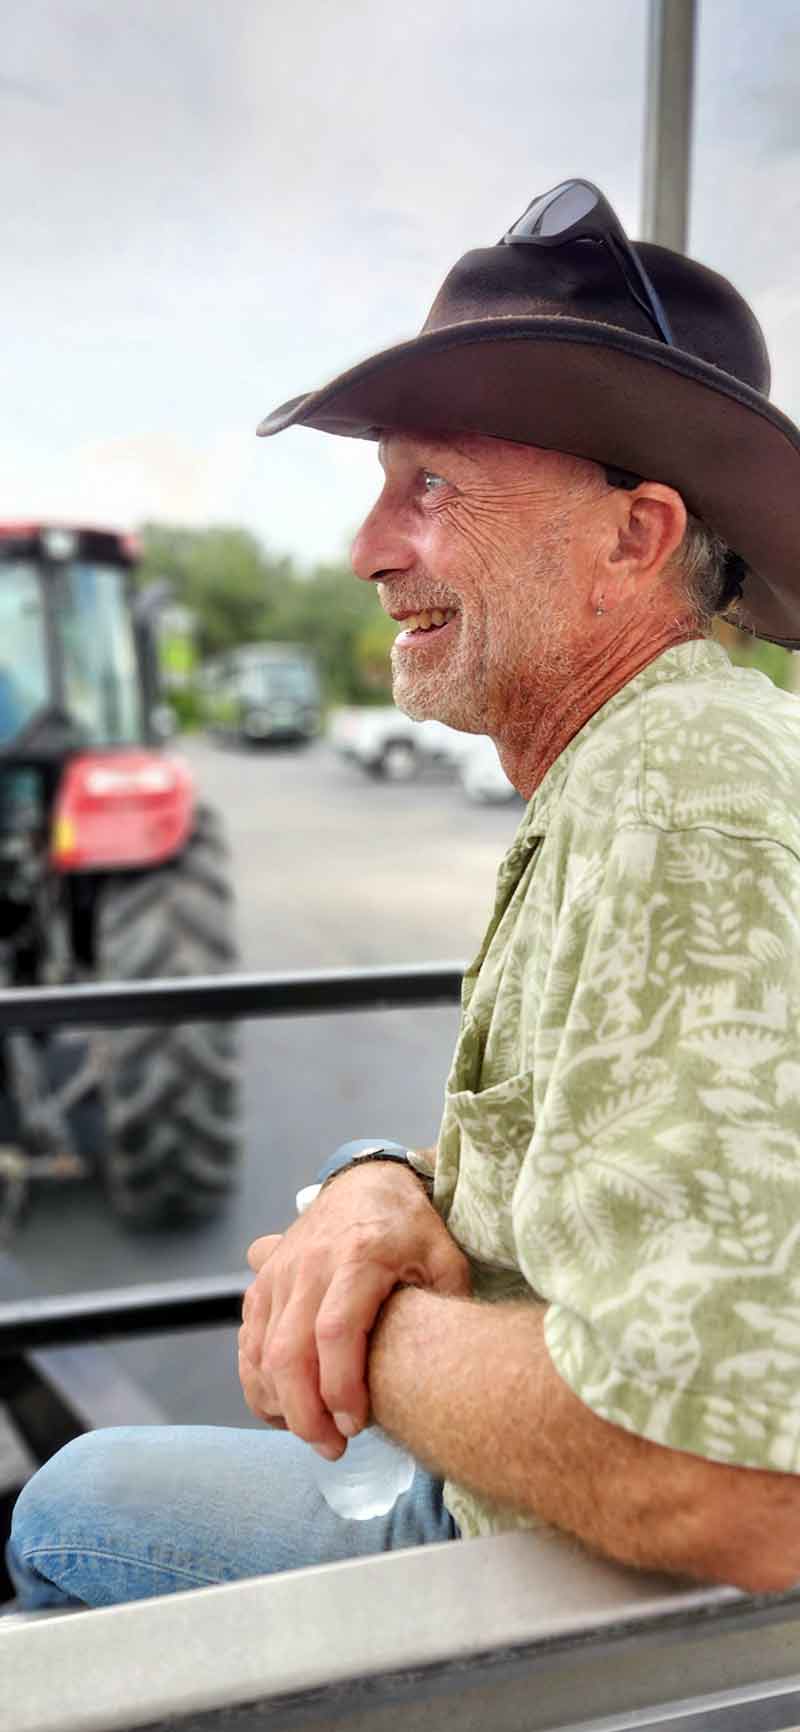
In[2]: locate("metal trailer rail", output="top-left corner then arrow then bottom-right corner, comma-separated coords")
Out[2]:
0,963 -> 467,1034
2,968 -> 800,1732
0,966 -> 466,1591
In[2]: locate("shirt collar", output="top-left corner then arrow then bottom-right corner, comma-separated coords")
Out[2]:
515,638 -> 731,843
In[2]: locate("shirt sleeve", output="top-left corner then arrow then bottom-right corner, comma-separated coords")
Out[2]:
512,821 -> 800,1472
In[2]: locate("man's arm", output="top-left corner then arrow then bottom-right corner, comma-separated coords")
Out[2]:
367,1286 -> 800,1594
240,1161 -> 470,1456
240,1162 -> 800,1592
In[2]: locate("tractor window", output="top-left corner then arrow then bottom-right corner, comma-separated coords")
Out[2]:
59,563 -> 143,745
0,560 -> 49,741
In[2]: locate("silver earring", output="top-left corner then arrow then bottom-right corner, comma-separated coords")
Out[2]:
595,604 -> 604,616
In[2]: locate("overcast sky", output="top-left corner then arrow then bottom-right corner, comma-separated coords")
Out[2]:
3,1 -> 800,569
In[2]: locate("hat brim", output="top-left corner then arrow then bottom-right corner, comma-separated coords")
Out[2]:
257,316 -> 800,649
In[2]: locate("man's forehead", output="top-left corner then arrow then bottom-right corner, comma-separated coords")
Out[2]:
377,432 -> 485,469
374,433 -> 574,481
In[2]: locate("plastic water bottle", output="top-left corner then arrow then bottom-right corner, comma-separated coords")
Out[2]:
296,1181 -> 416,1520
309,1425 -> 415,1520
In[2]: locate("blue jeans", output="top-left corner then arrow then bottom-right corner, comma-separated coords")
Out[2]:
6,1141 -> 457,1611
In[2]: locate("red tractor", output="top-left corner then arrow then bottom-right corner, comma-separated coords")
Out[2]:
0,523 -> 240,1234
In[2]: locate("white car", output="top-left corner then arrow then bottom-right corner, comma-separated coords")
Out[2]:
328,706 -> 463,781
328,706 -> 519,802
456,735 -> 519,804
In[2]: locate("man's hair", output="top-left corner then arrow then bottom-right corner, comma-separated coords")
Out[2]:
603,466 -> 747,631
672,510 -> 741,630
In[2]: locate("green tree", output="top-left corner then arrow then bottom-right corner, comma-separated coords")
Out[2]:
353,609 -> 396,697
139,524 -> 293,658
262,561 -> 392,704
137,525 -> 393,706
714,621 -> 798,693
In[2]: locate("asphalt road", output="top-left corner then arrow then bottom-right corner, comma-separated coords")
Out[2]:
0,734 -> 522,1427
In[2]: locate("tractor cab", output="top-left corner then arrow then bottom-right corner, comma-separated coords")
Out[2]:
0,522 -> 178,884
0,524 -> 155,767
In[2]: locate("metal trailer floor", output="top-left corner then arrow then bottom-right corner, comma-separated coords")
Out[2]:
4,1528 -> 800,1732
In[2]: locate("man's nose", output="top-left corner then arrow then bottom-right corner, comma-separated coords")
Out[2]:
350,492 -> 415,584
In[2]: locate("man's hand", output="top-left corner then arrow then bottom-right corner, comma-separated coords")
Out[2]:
238,1163 -> 470,1457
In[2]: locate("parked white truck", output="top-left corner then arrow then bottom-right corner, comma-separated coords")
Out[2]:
328,706 -> 517,801
328,706 -> 458,781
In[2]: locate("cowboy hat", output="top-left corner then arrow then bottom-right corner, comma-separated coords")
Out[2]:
257,180 -> 800,649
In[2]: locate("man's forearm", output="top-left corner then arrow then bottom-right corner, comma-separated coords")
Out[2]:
367,1287 -> 799,1591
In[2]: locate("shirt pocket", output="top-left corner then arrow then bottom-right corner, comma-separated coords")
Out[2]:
443,1070 -> 535,1271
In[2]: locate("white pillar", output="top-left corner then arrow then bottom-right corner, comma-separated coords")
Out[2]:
641,0 -> 698,250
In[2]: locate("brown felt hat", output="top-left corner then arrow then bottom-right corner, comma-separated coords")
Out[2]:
258,219 -> 800,648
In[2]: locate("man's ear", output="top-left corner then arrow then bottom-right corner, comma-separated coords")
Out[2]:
598,484 -> 687,606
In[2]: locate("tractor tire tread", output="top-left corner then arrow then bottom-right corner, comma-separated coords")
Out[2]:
94,804 -> 241,1228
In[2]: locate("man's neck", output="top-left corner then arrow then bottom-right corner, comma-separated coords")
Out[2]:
497,619 -> 705,800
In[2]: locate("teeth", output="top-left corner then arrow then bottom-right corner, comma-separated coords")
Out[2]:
402,608 -> 457,633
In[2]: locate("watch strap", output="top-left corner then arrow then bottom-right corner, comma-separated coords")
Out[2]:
319,1148 -> 434,1200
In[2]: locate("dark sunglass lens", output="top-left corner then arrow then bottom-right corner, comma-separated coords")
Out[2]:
537,182 -> 597,235
507,190 -> 557,239
507,181 -> 598,241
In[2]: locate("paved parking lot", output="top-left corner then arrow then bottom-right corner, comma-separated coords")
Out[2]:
0,732 -> 522,1425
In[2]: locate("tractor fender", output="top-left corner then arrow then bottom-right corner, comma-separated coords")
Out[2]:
50,750 -> 196,871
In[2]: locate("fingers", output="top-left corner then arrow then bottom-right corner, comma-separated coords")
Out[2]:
240,1273 -> 271,1368
239,1178 -> 470,1455
247,1233 -> 281,1272
425,1235 -> 472,1298
240,1288 -> 347,1457
237,1340 -> 287,1429
315,1261 -> 396,1433
266,1291 -> 347,1457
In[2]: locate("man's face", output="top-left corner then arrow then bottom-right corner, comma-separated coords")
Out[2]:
349,432 -> 602,737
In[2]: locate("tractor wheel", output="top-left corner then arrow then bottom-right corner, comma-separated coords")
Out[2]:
94,805 -> 241,1229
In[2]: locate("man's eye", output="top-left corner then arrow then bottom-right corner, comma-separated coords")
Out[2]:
422,471 -> 448,493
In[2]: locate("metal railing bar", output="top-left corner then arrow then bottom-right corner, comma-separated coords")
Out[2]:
0,963 -> 465,1031
0,1274 -> 247,1353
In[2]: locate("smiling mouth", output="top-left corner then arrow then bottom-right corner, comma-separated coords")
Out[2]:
394,607 -> 459,645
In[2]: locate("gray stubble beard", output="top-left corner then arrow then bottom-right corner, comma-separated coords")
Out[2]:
390,580 -> 576,740
390,615 -> 489,736
389,529 -> 581,741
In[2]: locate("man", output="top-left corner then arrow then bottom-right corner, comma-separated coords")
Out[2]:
8,178 -> 800,1608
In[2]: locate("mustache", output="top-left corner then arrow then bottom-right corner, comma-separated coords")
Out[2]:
377,582 -> 461,613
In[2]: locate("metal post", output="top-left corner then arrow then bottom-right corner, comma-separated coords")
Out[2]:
641,0 -> 698,250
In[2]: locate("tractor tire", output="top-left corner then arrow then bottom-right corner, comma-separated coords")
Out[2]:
94,804 -> 241,1229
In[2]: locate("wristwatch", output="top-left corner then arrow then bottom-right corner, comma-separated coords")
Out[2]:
296,1146 -> 435,1215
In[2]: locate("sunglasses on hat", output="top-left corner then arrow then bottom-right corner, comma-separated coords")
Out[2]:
500,178 -> 674,348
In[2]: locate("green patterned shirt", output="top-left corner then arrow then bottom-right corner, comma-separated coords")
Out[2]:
434,638 -> 800,1539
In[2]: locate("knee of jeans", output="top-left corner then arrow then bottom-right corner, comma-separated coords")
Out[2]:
11,1429 -> 136,1555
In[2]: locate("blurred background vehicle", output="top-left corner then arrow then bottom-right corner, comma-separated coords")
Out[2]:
454,735 -> 520,804
327,706 -> 462,782
200,643 -> 321,746
328,706 -> 520,801
0,522 -> 240,1238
